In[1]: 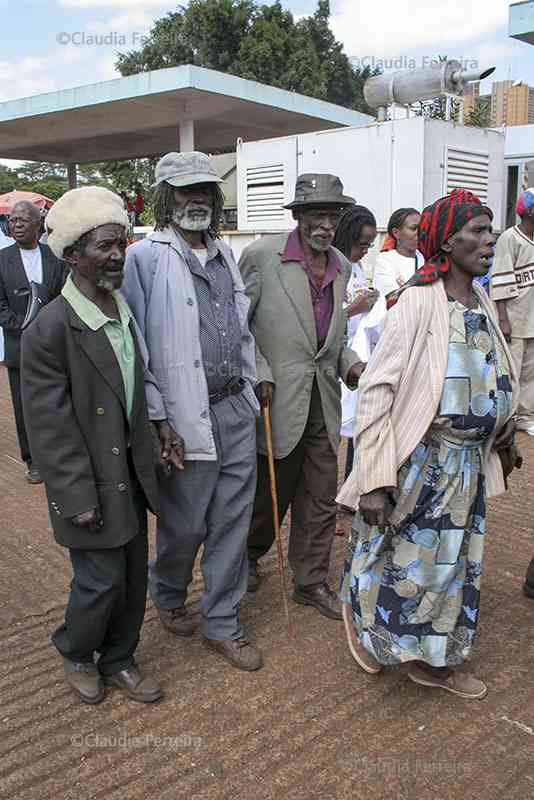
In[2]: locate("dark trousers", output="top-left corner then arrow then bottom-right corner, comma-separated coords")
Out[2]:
344,437 -> 355,481
7,367 -> 31,464
53,520 -> 148,677
248,381 -> 338,588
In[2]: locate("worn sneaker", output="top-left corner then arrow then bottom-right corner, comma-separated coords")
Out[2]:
203,635 -> 263,671
64,658 -> 104,704
341,603 -> 382,674
155,603 -> 199,637
407,664 -> 487,699
104,665 -> 163,703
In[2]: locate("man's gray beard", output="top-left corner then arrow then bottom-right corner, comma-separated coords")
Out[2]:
96,277 -> 115,293
306,234 -> 331,253
172,206 -> 212,231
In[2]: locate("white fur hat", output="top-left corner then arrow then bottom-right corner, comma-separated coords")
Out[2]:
46,186 -> 129,258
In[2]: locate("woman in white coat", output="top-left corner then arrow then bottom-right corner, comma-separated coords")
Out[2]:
333,206 -> 380,481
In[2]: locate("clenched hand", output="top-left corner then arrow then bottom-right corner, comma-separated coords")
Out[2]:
71,507 -> 104,533
359,488 -> 396,532
154,420 -> 185,474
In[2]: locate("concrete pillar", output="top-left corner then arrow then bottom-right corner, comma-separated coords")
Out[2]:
179,120 -> 195,152
67,163 -> 77,189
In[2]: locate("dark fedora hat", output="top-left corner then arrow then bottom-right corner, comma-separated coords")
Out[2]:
284,173 -> 355,210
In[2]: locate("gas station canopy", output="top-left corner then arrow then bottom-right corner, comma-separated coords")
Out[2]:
0,64 -> 372,164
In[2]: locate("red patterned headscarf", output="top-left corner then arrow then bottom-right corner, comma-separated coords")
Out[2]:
387,189 -> 492,308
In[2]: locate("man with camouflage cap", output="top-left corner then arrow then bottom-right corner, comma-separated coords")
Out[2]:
122,151 -> 262,671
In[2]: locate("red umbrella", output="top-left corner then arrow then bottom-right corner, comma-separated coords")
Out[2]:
0,190 -> 55,215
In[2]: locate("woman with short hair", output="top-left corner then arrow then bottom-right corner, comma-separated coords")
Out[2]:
373,207 -> 424,299
338,189 -> 519,700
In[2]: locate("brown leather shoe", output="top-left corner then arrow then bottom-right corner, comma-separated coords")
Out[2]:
247,561 -> 262,593
63,658 -> 104,705
408,664 -> 487,700
104,665 -> 163,703
292,582 -> 342,620
203,636 -> 263,671
523,557 -> 534,598
155,603 -> 200,637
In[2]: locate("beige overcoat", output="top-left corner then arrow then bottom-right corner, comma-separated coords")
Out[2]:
336,279 -> 520,510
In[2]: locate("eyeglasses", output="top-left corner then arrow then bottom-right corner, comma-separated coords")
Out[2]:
355,240 -> 376,249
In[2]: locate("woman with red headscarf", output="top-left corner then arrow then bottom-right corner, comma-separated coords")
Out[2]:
337,190 -> 519,700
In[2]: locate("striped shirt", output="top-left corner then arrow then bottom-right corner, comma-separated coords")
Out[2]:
180,236 -> 243,395
490,225 -> 534,338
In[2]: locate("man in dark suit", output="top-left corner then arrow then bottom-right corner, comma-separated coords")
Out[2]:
21,186 -> 184,705
0,201 -> 66,482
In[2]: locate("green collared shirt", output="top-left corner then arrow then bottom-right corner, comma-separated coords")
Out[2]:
62,274 -> 135,419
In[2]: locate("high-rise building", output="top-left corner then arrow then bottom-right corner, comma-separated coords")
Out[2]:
490,80 -> 534,126
462,81 -> 480,117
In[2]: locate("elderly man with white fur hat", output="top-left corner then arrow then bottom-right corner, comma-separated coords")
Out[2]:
122,151 -> 262,672
21,186 -> 184,705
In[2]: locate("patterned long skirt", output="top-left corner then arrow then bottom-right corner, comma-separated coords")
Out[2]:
340,436 -> 487,667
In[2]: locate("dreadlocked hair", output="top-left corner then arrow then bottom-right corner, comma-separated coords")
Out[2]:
333,205 -> 377,260
153,182 -> 225,238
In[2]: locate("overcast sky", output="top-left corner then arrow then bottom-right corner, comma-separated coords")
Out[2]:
1,0 -> 533,165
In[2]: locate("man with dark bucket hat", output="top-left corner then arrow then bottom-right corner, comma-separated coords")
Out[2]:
122,152 -> 262,671
239,173 -> 365,619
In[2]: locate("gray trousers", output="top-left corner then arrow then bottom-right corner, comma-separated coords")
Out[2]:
510,337 -> 534,430
149,391 -> 257,640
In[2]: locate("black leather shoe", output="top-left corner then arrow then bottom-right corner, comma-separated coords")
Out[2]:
292,582 -> 342,620
64,658 -> 104,704
523,558 -> 534,599
104,665 -> 163,703
247,561 -> 262,593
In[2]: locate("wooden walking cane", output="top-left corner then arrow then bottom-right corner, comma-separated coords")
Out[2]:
262,403 -> 292,636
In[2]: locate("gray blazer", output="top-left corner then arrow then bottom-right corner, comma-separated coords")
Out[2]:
239,233 -> 358,459
122,229 -> 259,461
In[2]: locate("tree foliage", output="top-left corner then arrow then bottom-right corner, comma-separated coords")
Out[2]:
5,2 -> 378,206
0,162 -> 120,201
117,0 -> 377,115
465,97 -> 491,128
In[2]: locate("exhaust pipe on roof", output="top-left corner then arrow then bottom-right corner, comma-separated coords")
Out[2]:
364,60 -> 495,111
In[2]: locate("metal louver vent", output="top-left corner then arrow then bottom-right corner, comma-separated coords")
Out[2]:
246,164 -> 285,224
445,148 -> 489,202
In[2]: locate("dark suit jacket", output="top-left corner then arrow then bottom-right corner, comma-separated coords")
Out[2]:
0,242 -> 66,367
21,295 -> 160,550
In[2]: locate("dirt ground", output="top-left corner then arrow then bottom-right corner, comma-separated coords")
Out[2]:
1,364 -> 534,800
